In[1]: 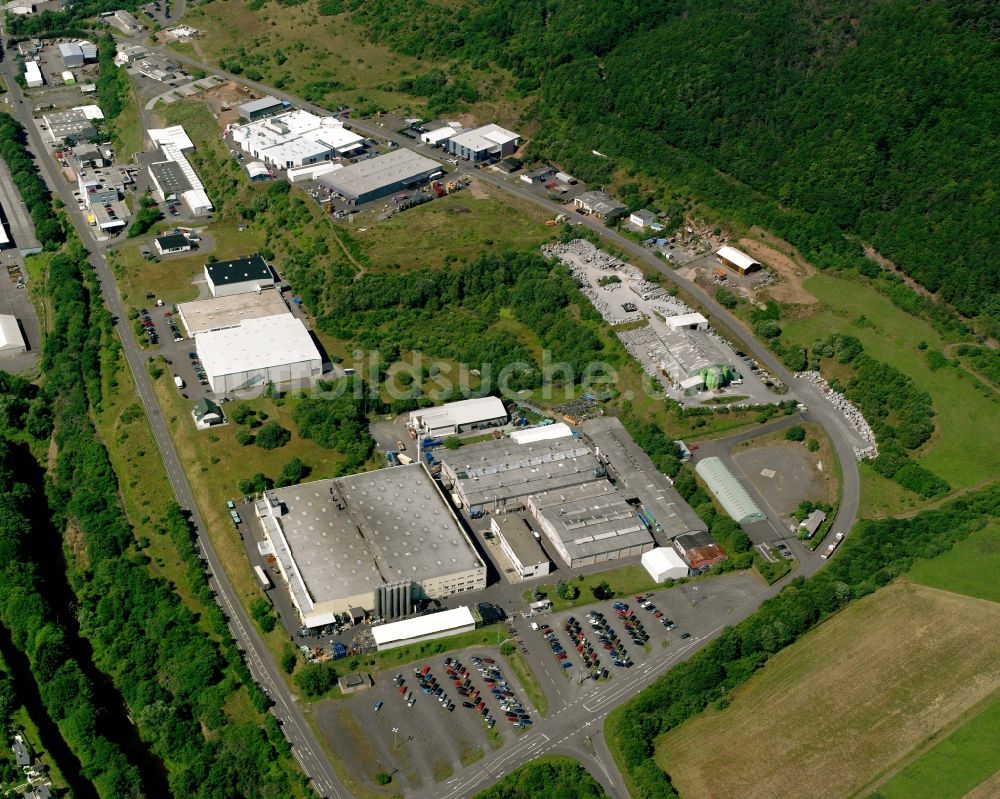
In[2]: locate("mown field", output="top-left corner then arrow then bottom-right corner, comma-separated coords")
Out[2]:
655,580 -> 1000,799
782,273 -> 1000,496
874,693 -> 1000,799
908,524 -> 1000,605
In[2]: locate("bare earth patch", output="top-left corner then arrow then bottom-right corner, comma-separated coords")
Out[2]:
468,179 -> 489,200
656,581 -> 1000,799
738,232 -> 817,305
962,768 -> 1000,799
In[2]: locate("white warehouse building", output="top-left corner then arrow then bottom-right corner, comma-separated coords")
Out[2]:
196,314 -> 322,393
408,396 -> 508,438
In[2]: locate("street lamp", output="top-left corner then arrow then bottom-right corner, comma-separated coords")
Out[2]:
391,727 -> 399,751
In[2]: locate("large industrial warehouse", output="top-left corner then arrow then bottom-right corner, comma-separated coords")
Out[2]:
196,314 -> 322,393
254,464 -> 486,628
694,456 -> 767,524
318,149 -> 442,204
438,418 -> 705,568
177,289 -> 289,336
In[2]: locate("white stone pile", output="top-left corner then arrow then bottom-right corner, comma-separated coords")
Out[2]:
796,370 -> 878,460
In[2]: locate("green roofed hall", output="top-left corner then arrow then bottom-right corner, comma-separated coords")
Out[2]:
694,456 -> 767,524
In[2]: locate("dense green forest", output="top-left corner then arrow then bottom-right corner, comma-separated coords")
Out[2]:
350,0 -> 1000,328
606,482 -> 1000,798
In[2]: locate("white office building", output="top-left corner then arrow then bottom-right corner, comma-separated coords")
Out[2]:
490,515 -> 550,580
230,110 -> 364,169
408,396 -> 508,438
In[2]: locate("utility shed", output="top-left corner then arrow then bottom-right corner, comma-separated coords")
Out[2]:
372,607 -> 476,651
318,149 -> 442,204
641,547 -> 689,582
716,245 -> 761,275
694,456 -> 767,524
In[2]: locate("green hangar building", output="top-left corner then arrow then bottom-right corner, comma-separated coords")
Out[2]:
694,456 -> 767,524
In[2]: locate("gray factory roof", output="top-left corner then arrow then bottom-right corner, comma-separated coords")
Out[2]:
581,417 -> 706,539
318,148 -> 441,199
439,436 -> 601,509
652,326 -> 735,381
695,456 -> 767,524
149,159 -> 192,194
529,481 -> 653,560
239,96 -> 283,115
265,464 -> 481,606
492,515 -> 548,567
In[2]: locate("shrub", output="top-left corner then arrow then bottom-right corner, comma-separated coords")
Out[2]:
785,425 -> 806,442
294,662 -> 338,698
255,421 -> 291,450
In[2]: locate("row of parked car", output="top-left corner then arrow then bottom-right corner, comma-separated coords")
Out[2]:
588,610 -> 633,669
539,622 -> 574,671
187,351 -> 210,387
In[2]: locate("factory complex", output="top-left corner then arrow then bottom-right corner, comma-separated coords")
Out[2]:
230,109 -> 365,169
318,149 -> 443,204
438,417 -> 710,569
254,464 -> 486,629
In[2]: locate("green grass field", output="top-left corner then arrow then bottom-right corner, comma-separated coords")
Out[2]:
782,273 -> 1000,493
908,524 -> 1000,605
523,564 -> 663,611
655,581 -> 1000,799
352,184 -> 555,271
876,693 -> 1000,799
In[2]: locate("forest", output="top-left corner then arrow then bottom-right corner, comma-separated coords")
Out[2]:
472,756 -> 608,799
350,0 -> 1000,329
605,482 -> 1000,798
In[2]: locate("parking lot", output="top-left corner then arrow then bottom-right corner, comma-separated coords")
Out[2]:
308,572 -> 764,793
313,648 -> 539,793
135,302 -> 216,402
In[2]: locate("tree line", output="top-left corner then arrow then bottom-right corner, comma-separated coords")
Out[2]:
0,114 -> 64,249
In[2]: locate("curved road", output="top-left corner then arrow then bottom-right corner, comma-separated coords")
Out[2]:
0,41 -> 345,799
10,26 -> 864,798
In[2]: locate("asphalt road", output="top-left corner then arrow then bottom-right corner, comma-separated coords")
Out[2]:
0,39 -> 347,799
9,26 -> 866,798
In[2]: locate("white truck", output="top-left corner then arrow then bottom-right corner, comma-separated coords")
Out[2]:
173,375 -> 185,389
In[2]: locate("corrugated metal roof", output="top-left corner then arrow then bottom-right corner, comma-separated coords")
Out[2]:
372,606 -> 476,647
694,457 -> 767,524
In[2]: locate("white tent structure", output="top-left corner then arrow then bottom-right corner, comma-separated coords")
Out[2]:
641,547 -> 689,583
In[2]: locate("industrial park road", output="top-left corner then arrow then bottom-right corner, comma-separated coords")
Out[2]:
0,42 -> 347,799
110,36 -> 860,798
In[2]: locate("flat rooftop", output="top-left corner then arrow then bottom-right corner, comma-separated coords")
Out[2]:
529,480 -> 653,560
438,436 -> 601,509
319,149 -> 441,199
265,464 -> 482,606
649,325 -> 735,381
149,159 -> 192,194
177,289 -> 288,336
581,417 -> 706,539
492,514 -> 548,567
196,314 -> 321,377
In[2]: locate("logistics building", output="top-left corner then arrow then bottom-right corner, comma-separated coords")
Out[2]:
694,457 -> 767,524
196,314 -> 321,393
420,124 -> 463,146
41,106 -> 103,143
408,396 -> 507,438
716,245 -> 761,275
444,124 -> 520,162
490,515 -> 550,579
147,126 -> 212,216
318,149 -> 442,204
0,316 -> 26,355
230,110 -> 364,169
204,254 -> 274,298
254,464 -> 486,628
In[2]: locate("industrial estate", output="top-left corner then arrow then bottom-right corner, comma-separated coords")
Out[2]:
0,4 -> 996,799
